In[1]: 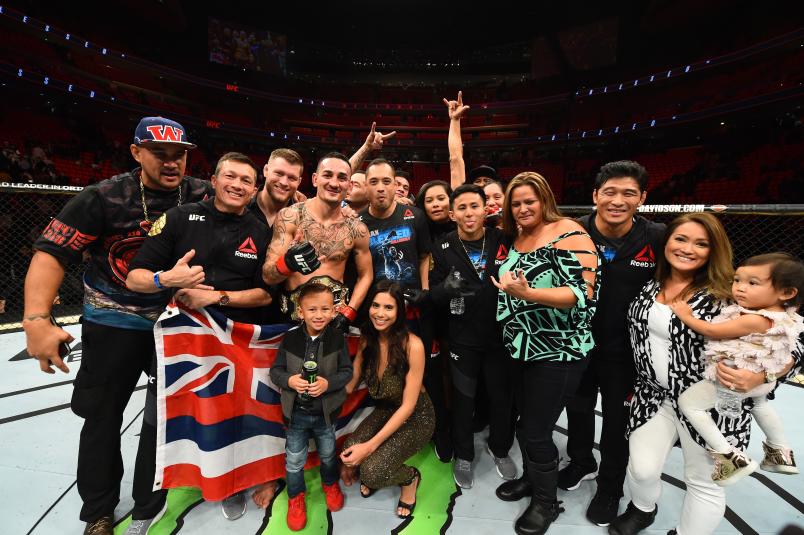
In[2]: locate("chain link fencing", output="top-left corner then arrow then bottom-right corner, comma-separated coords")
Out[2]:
562,203 -> 804,266
1,183 -> 803,329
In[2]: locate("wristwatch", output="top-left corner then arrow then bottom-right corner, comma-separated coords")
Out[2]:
764,371 -> 777,383
218,291 -> 230,306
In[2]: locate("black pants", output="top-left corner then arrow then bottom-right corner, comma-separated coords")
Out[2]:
408,304 -> 450,445
514,358 -> 587,464
73,320 -> 166,522
449,343 -> 515,461
564,352 -> 634,496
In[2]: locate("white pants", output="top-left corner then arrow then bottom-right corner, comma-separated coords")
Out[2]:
679,380 -> 788,453
627,399 -> 725,535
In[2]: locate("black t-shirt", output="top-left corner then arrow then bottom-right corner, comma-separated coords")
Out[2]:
33,169 -> 212,329
459,236 -> 488,281
247,194 -> 297,240
578,213 -> 666,357
359,203 -> 432,290
129,198 -> 270,323
247,199 -> 272,239
428,220 -> 456,243
593,230 -> 626,264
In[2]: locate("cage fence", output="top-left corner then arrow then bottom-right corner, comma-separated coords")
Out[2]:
1,183 -> 802,329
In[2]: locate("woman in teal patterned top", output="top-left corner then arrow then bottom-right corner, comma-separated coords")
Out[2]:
491,172 -> 599,535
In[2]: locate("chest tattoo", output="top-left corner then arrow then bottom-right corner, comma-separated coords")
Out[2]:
297,205 -> 366,262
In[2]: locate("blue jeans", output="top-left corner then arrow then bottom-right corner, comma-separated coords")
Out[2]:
285,408 -> 338,498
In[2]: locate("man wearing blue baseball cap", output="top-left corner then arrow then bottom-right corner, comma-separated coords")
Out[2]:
23,117 -> 212,535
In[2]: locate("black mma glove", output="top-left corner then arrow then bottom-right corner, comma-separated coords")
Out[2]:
443,270 -> 476,298
331,305 -> 357,334
402,288 -> 429,305
276,242 -> 320,276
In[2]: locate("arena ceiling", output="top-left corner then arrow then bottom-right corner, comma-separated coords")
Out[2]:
7,0 -> 802,84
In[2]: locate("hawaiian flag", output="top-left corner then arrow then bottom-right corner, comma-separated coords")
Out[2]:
153,303 -> 373,501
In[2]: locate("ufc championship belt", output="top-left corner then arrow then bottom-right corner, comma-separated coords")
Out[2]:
279,275 -> 350,321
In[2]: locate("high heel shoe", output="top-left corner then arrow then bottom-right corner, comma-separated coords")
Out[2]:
359,482 -> 376,498
396,467 -> 421,518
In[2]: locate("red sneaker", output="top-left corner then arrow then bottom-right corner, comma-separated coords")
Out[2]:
287,493 -> 306,531
322,481 -> 344,512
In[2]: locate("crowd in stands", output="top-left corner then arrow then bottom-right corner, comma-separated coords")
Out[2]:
1,142 -> 69,185
3,123 -> 801,205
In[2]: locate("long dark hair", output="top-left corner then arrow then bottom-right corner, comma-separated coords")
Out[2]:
415,180 -> 451,212
360,281 -> 410,385
416,180 -> 454,238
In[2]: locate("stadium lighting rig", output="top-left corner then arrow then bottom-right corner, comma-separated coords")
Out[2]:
3,5 -> 803,113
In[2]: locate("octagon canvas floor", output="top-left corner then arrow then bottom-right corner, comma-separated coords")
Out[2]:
1,326 -> 802,535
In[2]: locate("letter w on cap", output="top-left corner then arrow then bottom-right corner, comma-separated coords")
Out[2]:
146,125 -> 184,142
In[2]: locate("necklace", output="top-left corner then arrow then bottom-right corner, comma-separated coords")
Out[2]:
458,230 -> 486,278
139,175 -> 182,231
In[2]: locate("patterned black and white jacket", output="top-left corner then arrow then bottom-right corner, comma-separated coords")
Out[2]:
626,279 -> 802,451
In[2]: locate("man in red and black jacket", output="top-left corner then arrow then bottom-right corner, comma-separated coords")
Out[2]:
561,161 -> 666,527
23,117 -> 211,535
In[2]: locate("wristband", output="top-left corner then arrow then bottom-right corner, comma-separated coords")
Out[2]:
337,305 -> 358,322
275,256 -> 292,277
154,270 -> 165,289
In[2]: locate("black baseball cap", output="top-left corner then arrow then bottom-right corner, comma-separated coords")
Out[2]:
468,165 -> 497,183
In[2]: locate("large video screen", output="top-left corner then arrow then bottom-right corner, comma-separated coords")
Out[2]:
208,18 -> 287,76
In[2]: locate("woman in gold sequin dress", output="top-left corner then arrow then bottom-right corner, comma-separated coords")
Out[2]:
340,280 -> 435,518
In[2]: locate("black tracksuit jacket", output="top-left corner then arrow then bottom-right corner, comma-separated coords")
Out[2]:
429,227 -> 511,350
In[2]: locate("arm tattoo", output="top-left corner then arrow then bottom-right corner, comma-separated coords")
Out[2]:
262,207 -> 298,282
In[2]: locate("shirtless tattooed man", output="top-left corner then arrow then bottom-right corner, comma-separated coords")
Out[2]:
262,152 -> 373,332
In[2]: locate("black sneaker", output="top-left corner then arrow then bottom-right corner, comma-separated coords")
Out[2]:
608,502 -> 657,535
586,490 -> 621,527
557,462 -> 597,491
434,434 -> 453,463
